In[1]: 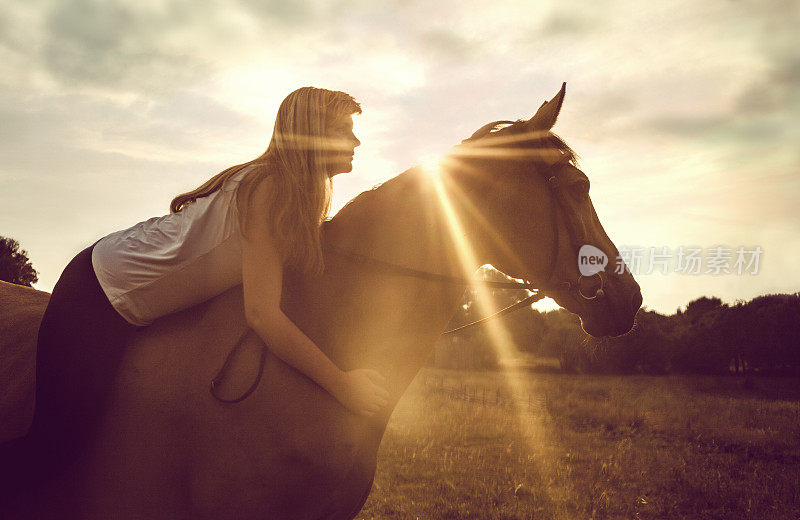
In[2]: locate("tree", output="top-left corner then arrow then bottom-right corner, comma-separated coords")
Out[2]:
682,296 -> 725,324
0,236 -> 38,287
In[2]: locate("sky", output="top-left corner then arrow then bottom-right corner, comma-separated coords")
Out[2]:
1,0 -> 798,315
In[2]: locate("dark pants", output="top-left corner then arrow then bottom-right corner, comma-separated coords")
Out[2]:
0,240 -> 141,489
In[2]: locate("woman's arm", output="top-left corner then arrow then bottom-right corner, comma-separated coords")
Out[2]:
239,176 -> 389,416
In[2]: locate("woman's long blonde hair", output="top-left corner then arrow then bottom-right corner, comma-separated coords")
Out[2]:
169,87 -> 361,276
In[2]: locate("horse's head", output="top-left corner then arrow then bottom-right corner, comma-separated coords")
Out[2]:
449,83 -> 642,337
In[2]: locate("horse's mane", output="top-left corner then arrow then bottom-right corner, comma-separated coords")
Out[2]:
327,166 -> 419,227
461,119 -> 580,166
325,119 -> 579,230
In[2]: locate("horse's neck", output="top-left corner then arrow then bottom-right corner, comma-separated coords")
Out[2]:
330,168 -> 482,274
322,168 -> 478,380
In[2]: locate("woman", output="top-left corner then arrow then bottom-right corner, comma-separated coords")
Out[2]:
5,86 -> 390,484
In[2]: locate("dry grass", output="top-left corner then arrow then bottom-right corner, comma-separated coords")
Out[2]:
356,367 -> 800,519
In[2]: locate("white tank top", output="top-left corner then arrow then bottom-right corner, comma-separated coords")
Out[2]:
91,166 -> 253,326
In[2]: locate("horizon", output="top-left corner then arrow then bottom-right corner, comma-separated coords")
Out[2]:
1,0 -> 798,315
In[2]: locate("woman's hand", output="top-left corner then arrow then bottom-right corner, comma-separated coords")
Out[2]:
333,369 -> 390,417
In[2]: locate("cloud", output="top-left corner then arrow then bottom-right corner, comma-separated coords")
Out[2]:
236,0 -> 319,26
40,0 -> 223,94
417,28 -> 484,61
538,12 -> 598,37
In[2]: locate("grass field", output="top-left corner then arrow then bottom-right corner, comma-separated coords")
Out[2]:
355,365 -> 800,520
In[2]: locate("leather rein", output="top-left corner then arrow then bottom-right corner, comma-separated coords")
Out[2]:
210,159 -> 605,403
321,243 -> 547,335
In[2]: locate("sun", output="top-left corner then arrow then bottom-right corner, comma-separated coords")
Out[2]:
419,152 -> 446,178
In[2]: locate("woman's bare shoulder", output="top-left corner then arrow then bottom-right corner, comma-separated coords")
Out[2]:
237,165 -> 276,207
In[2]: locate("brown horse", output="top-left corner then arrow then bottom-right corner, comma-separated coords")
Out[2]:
0,84 -> 641,519
0,281 -> 48,445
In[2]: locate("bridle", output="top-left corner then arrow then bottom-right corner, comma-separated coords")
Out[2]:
537,158 -> 606,302
210,151 -> 604,403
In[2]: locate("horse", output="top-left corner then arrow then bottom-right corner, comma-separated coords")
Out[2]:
0,281 -> 48,445
0,84 -> 642,519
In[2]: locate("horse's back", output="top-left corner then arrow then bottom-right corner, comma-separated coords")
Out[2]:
0,281 -> 49,443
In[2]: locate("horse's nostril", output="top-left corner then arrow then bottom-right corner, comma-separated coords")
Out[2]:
630,291 -> 643,313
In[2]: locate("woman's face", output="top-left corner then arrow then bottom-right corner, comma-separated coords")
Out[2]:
323,114 -> 360,177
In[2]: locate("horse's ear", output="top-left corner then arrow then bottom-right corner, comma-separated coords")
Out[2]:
527,82 -> 566,133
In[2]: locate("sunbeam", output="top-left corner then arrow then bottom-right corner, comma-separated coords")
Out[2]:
421,159 -> 564,511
